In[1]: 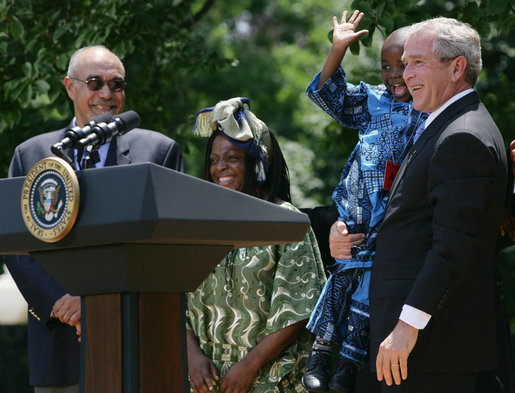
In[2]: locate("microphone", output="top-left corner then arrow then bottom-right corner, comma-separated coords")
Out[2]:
77,110 -> 140,149
51,113 -> 113,156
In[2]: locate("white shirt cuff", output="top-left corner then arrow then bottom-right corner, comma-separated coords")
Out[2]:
399,304 -> 431,330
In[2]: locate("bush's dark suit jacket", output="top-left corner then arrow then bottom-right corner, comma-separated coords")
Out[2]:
369,92 -> 507,374
5,125 -> 184,386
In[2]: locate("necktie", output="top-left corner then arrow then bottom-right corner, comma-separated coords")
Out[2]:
77,150 -> 100,169
413,122 -> 426,144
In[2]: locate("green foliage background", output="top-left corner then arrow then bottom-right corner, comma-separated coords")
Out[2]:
1,0 -> 514,204
0,0 -> 514,389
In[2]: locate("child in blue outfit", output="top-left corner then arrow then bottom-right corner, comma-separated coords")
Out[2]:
301,10 -> 427,393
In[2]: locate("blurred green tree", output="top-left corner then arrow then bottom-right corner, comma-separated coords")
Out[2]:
2,0 -> 513,205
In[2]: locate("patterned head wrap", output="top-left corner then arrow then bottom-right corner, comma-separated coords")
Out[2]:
193,97 -> 273,183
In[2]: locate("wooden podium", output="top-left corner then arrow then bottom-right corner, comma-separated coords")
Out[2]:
0,163 -> 310,393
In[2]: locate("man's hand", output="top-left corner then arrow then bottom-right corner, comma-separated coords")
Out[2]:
52,294 -> 81,327
376,320 -> 419,386
75,322 -> 82,342
52,294 -> 81,342
331,10 -> 369,49
329,220 -> 365,260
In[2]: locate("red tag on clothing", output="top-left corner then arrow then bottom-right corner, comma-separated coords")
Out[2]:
383,160 -> 400,191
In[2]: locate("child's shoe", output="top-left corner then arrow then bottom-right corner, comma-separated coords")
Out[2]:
301,350 -> 331,392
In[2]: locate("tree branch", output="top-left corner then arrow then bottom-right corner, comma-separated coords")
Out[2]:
180,0 -> 215,29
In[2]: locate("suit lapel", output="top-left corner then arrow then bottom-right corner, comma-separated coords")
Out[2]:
387,92 -> 480,198
106,133 -> 131,166
388,125 -> 435,197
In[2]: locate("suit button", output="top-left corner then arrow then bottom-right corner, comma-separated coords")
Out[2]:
436,304 -> 442,310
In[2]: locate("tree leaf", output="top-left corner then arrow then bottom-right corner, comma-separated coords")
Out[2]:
9,15 -> 24,41
35,79 -> 50,94
380,16 -> 394,33
16,0 -> 31,9
22,62 -> 32,78
20,84 -> 33,107
350,40 -> 360,55
376,2 -> 386,17
11,80 -> 28,101
356,1 -> 375,17
52,24 -> 69,43
486,0 -> 508,16
56,55 -> 69,72
4,79 -> 21,92
0,117 -> 6,134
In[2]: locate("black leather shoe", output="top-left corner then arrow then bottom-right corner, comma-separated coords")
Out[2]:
301,351 -> 331,392
328,358 -> 358,393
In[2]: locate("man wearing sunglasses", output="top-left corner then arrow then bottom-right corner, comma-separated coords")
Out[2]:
5,45 -> 184,393
64,46 -> 127,129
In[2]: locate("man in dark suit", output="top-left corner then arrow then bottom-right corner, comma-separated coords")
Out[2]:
5,45 -> 184,393
368,18 -> 507,393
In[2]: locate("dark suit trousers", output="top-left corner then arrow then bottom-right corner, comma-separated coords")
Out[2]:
356,370 -> 477,393
386,373 -> 477,393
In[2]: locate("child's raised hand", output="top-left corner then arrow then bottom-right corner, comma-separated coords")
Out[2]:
332,10 -> 369,48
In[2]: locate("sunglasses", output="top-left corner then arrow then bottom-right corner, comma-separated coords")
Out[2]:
70,76 -> 126,92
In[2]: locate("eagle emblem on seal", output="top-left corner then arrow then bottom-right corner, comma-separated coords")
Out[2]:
37,178 -> 63,221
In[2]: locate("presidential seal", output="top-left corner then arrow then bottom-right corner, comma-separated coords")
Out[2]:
21,157 -> 80,242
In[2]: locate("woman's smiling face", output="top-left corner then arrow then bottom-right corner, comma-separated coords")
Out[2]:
209,134 -> 246,192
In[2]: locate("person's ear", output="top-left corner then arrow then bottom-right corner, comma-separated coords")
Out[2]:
450,56 -> 467,82
64,76 -> 76,100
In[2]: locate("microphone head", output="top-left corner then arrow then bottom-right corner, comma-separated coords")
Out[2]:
87,112 -> 113,126
114,110 -> 140,134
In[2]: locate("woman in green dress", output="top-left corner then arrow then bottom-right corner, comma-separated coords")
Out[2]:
187,97 -> 327,393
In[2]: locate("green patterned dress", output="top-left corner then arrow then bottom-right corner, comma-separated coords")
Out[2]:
187,202 -> 326,392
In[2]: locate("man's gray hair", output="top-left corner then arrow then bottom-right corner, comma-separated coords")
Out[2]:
408,17 -> 482,87
67,45 -> 125,78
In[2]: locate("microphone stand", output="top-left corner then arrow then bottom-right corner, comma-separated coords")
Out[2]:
76,120 -> 112,170
78,145 -> 101,170
54,111 -> 139,170
51,145 -> 74,166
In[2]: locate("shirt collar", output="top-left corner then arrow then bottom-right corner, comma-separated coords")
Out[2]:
425,89 -> 475,129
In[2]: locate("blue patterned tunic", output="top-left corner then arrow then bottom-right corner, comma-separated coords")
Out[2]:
306,67 -> 427,363
308,67 -> 426,273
